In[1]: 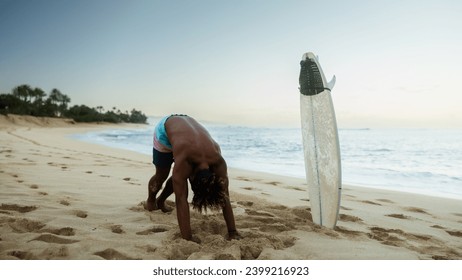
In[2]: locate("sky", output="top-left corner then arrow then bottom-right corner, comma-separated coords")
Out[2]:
1,0 -> 461,128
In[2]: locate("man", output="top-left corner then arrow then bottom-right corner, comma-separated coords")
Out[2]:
145,114 -> 240,241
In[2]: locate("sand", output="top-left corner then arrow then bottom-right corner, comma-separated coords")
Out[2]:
0,114 -> 461,260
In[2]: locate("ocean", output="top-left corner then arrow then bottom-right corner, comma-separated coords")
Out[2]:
73,117 -> 462,200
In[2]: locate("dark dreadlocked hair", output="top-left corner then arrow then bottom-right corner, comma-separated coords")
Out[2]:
191,169 -> 227,213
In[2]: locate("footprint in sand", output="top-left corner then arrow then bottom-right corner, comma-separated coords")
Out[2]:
94,248 -> 138,260
110,225 -> 125,234
286,186 -> 305,191
60,200 -> 71,206
44,227 -> 76,236
368,227 -> 406,246
360,200 -> 382,206
47,162 -> 69,171
403,207 -> 430,215
265,181 -> 281,186
368,227 -> 432,245
8,218 -> 46,233
0,204 -> 37,213
136,225 -> 169,235
129,202 -> 146,212
29,184 -> 39,189
268,204 -> 288,210
29,234 -> 79,244
377,199 -> 394,204
143,245 -> 158,253
123,177 -> 141,186
290,207 -> 312,222
335,226 -> 364,237
73,210 -> 88,218
339,213 -> 363,223
445,230 -> 462,237
245,209 -> 275,217
432,255 -> 452,260
236,176 -> 253,182
386,213 -> 411,220
431,225 -> 446,229
237,201 -> 254,207
7,250 -> 35,260
39,245 -> 70,259
62,156 -> 77,160
239,232 -> 297,260
8,218 -> 76,236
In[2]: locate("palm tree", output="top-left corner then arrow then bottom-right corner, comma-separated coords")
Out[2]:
12,84 -> 33,103
48,88 -> 71,116
32,87 -> 46,104
96,106 -> 104,114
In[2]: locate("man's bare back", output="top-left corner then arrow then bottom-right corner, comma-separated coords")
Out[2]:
166,116 -> 223,173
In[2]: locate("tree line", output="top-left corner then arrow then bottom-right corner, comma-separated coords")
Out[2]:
0,84 -> 147,124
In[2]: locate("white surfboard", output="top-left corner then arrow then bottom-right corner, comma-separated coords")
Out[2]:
299,52 -> 341,228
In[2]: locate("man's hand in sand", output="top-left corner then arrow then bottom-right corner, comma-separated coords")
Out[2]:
227,230 -> 242,241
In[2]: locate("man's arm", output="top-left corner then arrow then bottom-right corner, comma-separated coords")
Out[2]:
172,160 -> 193,240
214,158 -> 240,240
221,176 -> 239,239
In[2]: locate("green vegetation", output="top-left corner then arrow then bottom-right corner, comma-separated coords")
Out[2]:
0,84 -> 147,124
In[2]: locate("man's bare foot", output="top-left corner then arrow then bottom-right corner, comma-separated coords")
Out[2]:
144,199 -> 157,211
156,199 -> 173,213
145,184 -> 161,211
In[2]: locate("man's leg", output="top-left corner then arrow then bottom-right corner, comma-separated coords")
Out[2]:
147,147 -> 174,211
146,166 -> 170,211
156,177 -> 174,212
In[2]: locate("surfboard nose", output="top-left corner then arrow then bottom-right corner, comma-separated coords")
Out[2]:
302,52 -> 316,61
299,53 -> 326,96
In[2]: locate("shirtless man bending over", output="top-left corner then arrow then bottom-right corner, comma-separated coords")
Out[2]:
145,114 -> 240,241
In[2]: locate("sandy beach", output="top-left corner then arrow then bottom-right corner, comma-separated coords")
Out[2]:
0,114 -> 461,260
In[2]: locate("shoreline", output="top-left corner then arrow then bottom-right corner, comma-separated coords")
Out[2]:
1,115 -> 461,260
72,118 -> 462,202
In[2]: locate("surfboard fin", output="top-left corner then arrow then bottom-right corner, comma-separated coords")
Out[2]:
327,75 -> 336,90
315,54 -> 336,91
